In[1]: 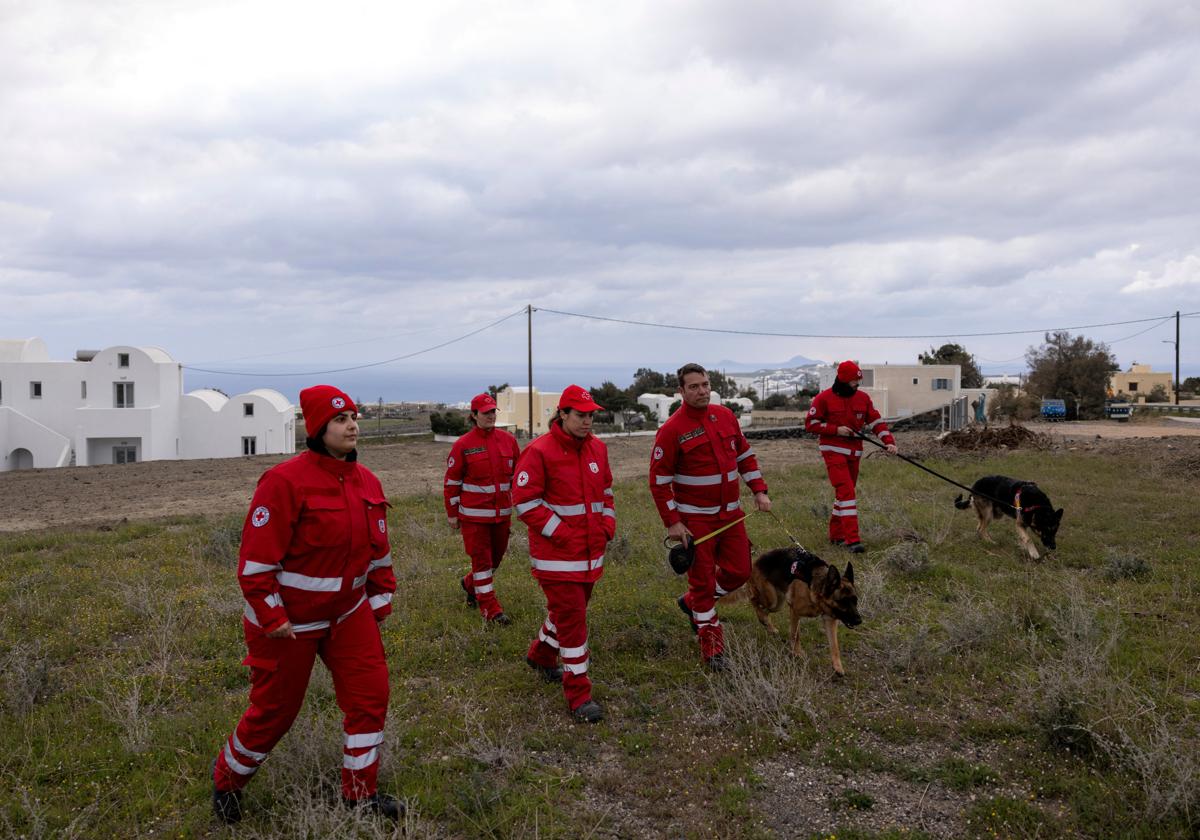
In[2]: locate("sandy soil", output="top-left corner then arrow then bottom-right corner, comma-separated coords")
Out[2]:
2,419 -> 1195,533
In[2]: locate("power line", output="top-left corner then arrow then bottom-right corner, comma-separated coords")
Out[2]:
184,308 -> 526,377
534,306 -> 1200,340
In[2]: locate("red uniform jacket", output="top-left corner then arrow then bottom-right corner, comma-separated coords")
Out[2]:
806,387 -> 895,456
237,450 -> 396,636
512,422 -> 615,583
649,402 -> 768,526
443,425 -> 521,523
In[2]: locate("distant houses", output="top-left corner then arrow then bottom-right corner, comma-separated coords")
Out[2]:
0,337 -> 294,471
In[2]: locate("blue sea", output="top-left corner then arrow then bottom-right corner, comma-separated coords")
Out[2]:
181,362 -> 660,406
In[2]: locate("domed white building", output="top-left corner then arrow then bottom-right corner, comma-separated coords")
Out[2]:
0,338 -> 294,471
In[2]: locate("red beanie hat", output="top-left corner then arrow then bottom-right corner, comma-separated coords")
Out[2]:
299,385 -> 356,437
836,361 -> 863,383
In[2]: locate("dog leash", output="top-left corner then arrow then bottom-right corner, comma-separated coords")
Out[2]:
855,431 -> 1029,512
763,509 -> 809,552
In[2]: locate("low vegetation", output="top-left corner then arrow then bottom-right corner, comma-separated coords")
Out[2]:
1,448 -> 1197,837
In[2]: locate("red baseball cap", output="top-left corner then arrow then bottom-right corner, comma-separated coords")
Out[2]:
557,384 -> 603,412
470,393 -> 498,412
299,385 -> 356,436
836,361 -> 863,383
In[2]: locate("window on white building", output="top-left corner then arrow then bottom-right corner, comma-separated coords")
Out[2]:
81,381 -> 87,399
860,369 -> 874,387
118,353 -> 130,368
912,377 -> 919,385
932,378 -> 951,390
243,402 -> 254,417
1128,381 -> 1139,392
114,382 -> 135,408
242,436 -> 257,456
113,445 -> 137,464
30,381 -> 42,398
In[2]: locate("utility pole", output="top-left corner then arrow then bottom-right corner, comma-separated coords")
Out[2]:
527,304 -> 534,438
1176,310 -> 1181,405
377,397 -> 383,435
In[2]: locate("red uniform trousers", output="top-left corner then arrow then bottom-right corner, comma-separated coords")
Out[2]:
459,520 -> 511,620
212,602 -> 389,800
681,518 -> 751,660
525,580 -> 595,711
823,452 -> 862,544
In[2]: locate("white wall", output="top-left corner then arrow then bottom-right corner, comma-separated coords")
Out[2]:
0,338 -> 294,469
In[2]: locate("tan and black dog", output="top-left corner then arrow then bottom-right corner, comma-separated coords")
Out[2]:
954,475 -> 1063,561
738,546 -> 862,676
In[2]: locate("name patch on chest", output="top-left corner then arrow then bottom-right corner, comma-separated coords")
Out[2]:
463,447 -> 487,456
678,427 -> 706,445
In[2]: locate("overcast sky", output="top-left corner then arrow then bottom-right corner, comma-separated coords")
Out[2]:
2,0 -> 1198,384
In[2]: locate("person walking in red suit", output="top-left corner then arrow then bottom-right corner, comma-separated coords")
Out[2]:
210,385 -> 401,823
513,385 -> 615,723
806,361 -> 897,553
444,393 -> 521,624
650,363 -> 771,671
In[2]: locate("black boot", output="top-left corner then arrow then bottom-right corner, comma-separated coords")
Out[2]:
460,577 -> 477,608
845,542 -> 866,554
705,653 -> 730,673
489,612 -> 512,626
344,792 -> 404,821
526,656 -> 563,683
571,699 -> 604,723
211,760 -> 243,824
676,595 -> 697,635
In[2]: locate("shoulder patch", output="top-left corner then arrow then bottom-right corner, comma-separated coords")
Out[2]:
516,470 -> 530,487
251,505 -> 270,528
653,446 -> 664,460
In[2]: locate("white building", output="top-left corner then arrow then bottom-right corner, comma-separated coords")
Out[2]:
0,338 -> 294,471
817,362 -> 992,421
636,393 -> 753,428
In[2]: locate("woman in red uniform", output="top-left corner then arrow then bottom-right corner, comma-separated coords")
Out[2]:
806,361 -> 897,553
210,385 -> 400,823
513,385 -> 615,723
444,392 -> 521,623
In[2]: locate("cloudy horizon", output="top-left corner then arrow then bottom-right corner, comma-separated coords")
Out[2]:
3,0 -> 1198,386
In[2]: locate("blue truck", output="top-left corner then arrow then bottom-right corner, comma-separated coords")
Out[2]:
1040,398 -> 1067,422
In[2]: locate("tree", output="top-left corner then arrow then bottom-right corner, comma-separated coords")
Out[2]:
918,343 -> 984,388
762,393 -> 789,410
486,383 -> 509,398
629,368 -> 676,397
1148,383 -> 1169,403
1024,331 -> 1119,420
708,370 -> 737,398
588,381 -> 631,413
429,411 -> 468,436
737,387 -> 759,401
1181,376 -> 1200,396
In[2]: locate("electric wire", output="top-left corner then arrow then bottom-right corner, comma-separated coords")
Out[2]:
534,306 -> 1198,340
184,308 -> 526,377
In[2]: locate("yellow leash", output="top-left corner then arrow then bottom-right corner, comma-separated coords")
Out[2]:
688,512 -> 751,546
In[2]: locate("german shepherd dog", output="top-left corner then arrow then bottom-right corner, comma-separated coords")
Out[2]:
955,475 -> 1063,560
740,546 -> 862,676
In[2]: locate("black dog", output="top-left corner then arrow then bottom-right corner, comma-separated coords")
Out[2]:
955,475 -> 1063,560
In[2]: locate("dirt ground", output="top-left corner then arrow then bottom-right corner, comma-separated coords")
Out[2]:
2,419 -> 1197,533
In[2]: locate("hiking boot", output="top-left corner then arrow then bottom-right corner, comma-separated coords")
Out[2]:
489,612 -> 512,626
526,656 -> 563,683
344,792 -> 404,821
460,577 -> 477,608
676,595 -> 697,636
846,542 -> 866,554
705,653 -> 729,673
211,760 -> 243,824
571,699 -> 604,724
829,538 -> 844,546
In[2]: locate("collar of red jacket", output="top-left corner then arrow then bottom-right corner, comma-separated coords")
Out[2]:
682,401 -> 712,420
304,448 -> 358,477
549,419 -> 589,450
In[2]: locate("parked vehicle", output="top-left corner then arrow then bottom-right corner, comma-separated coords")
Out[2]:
1040,398 -> 1067,422
1105,399 -> 1132,422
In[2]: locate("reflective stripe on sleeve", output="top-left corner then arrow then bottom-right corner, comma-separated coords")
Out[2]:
654,474 -> 674,485
351,573 -> 368,589
515,499 -> 543,515
368,593 -> 393,611
368,554 -> 392,570
541,515 -> 561,537
740,470 -> 763,482
736,448 -> 755,462
445,479 -> 463,486
242,560 -> 281,576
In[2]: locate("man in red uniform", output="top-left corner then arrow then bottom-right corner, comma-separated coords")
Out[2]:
806,360 -> 897,553
211,385 -> 400,823
444,393 -> 521,624
649,363 -> 771,670
513,385 -> 615,723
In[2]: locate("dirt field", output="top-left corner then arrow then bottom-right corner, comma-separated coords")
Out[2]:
2,419 -> 1197,533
